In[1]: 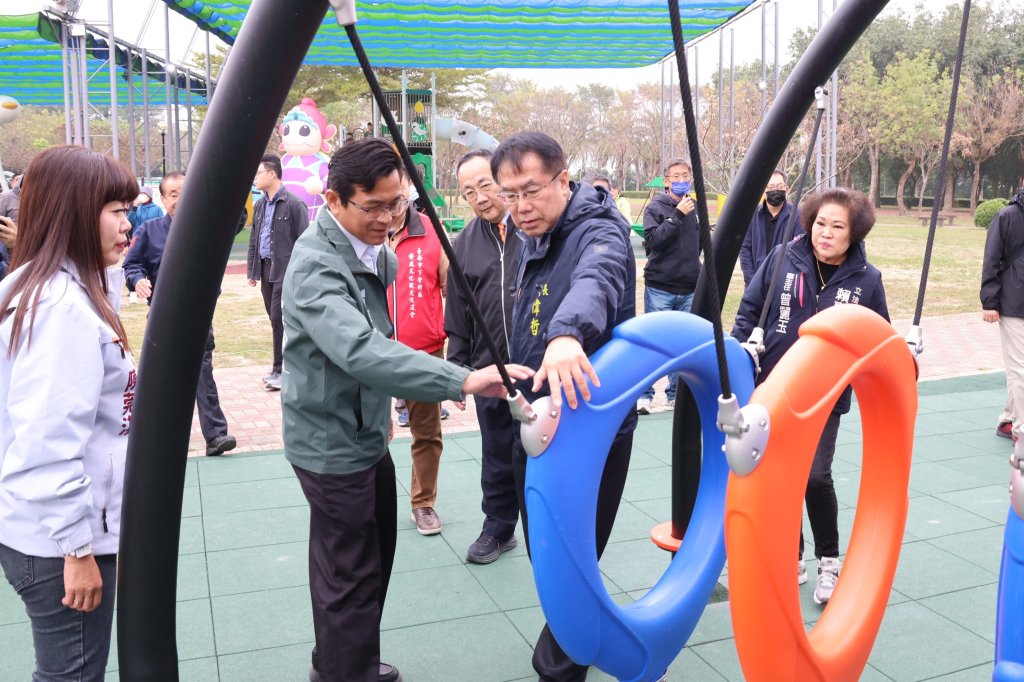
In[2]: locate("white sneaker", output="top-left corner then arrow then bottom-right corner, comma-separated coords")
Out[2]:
665,398 -> 675,409
814,557 -> 840,605
798,559 -> 808,585
637,398 -> 652,415
128,291 -> 138,305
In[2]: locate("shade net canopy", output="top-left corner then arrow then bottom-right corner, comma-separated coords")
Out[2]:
165,0 -> 755,69
0,13 -> 208,107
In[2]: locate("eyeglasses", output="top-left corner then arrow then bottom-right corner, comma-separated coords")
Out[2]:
497,171 -> 562,206
349,197 -> 410,219
766,184 -> 787,191
461,180 -> 496,202
666,173 -> 693,182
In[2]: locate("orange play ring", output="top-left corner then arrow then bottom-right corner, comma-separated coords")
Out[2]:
725,304 -> 917,681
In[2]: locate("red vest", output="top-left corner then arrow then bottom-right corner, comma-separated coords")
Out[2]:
387,211 -> 447,353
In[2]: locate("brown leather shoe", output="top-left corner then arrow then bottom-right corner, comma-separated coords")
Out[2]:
410,507 -> 442,536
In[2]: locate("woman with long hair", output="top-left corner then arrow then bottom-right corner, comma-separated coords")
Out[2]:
0,145 -> 138,679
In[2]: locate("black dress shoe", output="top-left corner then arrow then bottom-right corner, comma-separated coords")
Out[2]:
308,662 -> 402,681
205,434 -> 237,456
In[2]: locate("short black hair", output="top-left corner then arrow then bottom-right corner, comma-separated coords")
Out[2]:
159,171 -> 185,196
326,138 -> 402,204
455,149 -> 493,177
586,174 -> 611,188
770,168 -> 788,185
261,153 -> 283,180
491,131 -> 566,182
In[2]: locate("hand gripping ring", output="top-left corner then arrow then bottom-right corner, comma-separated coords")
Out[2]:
994,448 -> 1024,681
523,311 -> 755,682
725,305 -> 917,681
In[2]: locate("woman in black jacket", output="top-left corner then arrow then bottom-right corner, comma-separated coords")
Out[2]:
733,187 -> 890,607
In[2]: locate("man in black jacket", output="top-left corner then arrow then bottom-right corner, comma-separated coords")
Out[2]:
495,131 -> 635,682
637,159 -> 699,414
448,149 -> 521,564
981,188 -> 1024,442
739,169 -> 802,286
248,153 -> 311,390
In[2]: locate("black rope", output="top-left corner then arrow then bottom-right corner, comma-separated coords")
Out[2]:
912,0 -> 971,326
668,0 -> 731,400
757,102 -> 826,332
344,24 -> 516,394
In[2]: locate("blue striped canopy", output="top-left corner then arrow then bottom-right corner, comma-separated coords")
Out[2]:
166,0 -> 755,69
0,13 -> 208,107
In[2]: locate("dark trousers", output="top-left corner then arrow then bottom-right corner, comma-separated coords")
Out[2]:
196,327 -> 228,443
513,429 -> 633,682
477,396 -> 520,540
294,454 -> 398,682
259,259 -> 283,374
799,411 -> 841,560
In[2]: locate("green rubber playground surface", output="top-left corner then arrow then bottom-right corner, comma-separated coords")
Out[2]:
0,373 -> 1010,680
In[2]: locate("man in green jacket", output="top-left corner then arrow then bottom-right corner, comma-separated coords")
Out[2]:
282,137 -> 530,682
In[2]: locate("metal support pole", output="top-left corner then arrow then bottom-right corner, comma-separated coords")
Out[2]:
107,0 -> 120,159
205,30 -> 213,101
118,0 -> 333,675
164,3 -> 174,171
815,0 -> 824,188
659,60 -> 665,174
142,48 -> 152,178
694,45 -> 700,125
186,73 -> 194,166
61,21 -> 73,145
127,52 -> 138,176
669,61 -> 675,159
79,32 -> 92,149
173,81 -> 181,171
718,30 -> 724,162
831,0 -> 839,187
774,1 -> 780,99
430,72 -> 437,187
729,28 -> 736,181
400,70 -> 409,143
760,0 -> 767,113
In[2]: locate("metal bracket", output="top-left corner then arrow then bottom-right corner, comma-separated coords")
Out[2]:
814,85 -> 827,111
905,324 -> 923,357
506,390 -> 537,425
719,396 -> 771,477
741,327 -> 766,377
328,0 -> 357,26
520,396 -> 560,458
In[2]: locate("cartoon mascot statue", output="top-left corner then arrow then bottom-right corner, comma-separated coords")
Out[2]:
279,97 -> 336,220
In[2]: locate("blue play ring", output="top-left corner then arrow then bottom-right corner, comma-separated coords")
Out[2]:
995,505 -> 1024,681
524,311 -> 755,682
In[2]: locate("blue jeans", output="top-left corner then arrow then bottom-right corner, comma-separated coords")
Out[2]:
0,543 -> 117,681
641,286 -> 695,401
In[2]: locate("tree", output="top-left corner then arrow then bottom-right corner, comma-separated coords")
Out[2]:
957,68 -> 1024,209
878,51 -> 950,214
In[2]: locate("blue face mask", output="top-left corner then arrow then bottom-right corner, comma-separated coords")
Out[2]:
671,181 -> 691,196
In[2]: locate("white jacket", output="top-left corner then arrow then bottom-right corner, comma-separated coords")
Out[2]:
0,263 -> 135,558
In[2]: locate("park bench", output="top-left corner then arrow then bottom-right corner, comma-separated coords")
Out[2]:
917,212 -> 956,226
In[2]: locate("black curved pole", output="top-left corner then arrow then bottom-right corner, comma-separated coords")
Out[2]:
117,2 -> 329,679
671,0 -> 892,539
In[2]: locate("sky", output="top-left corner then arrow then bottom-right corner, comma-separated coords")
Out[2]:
0,0 -> 937,89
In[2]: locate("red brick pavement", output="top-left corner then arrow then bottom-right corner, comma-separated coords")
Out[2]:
187,311 -> 1005,456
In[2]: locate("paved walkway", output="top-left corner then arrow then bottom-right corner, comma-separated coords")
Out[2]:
189,311 -> 1005,455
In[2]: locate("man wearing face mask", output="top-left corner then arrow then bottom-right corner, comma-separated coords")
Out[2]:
636,159 -> 699,415
739,169 -> 802,287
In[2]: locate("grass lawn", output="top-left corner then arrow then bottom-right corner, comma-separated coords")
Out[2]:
119,216 -> 988,368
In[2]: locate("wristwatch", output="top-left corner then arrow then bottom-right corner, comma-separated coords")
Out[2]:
66,543 -> 93,559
